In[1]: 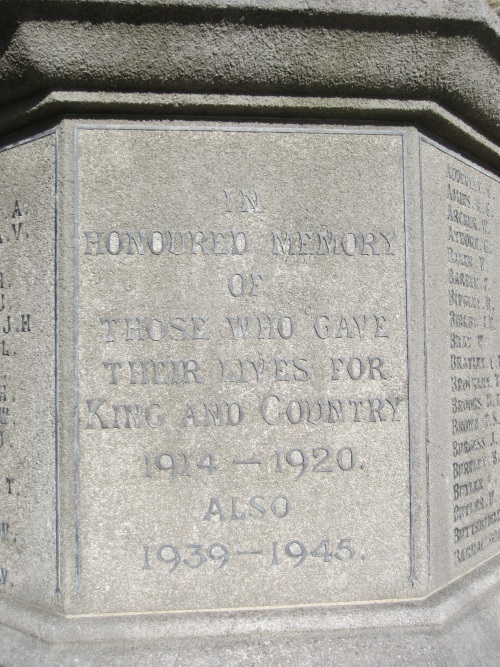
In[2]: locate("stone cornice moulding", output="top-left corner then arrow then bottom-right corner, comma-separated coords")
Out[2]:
1,93 -> 500,172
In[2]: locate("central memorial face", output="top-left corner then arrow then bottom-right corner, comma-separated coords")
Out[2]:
76,126 -> 409,613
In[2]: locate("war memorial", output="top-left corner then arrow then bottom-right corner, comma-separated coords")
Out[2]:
0,0 -> 499,663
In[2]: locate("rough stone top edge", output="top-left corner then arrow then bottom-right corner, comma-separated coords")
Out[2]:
1,0 -> 499,23
0,0 -> 498,149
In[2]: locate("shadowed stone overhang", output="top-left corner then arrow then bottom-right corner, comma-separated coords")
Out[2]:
0,0 -> 499,164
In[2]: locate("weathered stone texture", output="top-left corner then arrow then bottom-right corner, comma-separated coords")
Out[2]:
0,1 -> 499,664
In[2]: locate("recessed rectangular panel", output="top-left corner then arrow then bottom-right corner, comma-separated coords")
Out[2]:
421,139 -> 500,582
76,126 -> 410,613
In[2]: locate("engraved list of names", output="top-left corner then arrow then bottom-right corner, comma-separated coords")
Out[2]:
421,139 -> 500,581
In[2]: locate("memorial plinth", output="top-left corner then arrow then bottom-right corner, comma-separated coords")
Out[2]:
0,1 -> 499,664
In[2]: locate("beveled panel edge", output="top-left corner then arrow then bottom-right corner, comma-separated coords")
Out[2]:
0,96 -> 499,171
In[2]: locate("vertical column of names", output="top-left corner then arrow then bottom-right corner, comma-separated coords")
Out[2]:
0,134 -> 57,605
0,191 -> 31,592
445,160 -> 500,567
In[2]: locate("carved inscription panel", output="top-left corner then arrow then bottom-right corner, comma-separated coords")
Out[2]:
76,127 -> 410,612
421,139 -> 500,582
0,133 -> 57,606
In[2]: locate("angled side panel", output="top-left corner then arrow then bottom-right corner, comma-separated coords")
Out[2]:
0,131 -> 59,607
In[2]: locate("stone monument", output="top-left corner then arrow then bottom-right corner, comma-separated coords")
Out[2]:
0,1 -> 499,664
